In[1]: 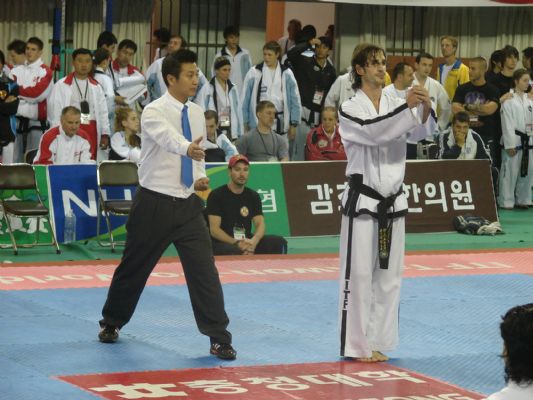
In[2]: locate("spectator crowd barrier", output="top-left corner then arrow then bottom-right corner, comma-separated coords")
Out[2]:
0,160 -> 497,245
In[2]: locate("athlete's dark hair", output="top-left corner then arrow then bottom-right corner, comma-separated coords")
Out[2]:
351,44 -> 386,90
500,303 -> 533,385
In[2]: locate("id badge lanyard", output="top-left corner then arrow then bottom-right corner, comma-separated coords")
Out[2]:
74,77 -> 91,124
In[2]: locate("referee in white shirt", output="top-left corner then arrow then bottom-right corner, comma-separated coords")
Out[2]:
98,49 -> 236,360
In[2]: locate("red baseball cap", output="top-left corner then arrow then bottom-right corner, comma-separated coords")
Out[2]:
228,154 -> 250,168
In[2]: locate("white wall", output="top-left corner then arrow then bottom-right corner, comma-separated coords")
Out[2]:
283,2 -> 335,40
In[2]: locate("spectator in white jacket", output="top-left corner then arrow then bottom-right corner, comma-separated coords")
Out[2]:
9,37 -> 54,162
109,39 -> 147,108
145,34 -> 185,102
47,48 -> 110,160
241,41 -> 301,151
109,107 -> 141,163
210,26 -> 252,95
196,57 -> 244,140
34,106 -> 94,165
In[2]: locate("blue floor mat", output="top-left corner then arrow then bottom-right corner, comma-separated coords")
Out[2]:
1,273 -> 532,399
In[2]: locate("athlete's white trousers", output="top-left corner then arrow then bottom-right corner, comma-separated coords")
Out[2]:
338,214 -> 405,358
498,149 -> 533,208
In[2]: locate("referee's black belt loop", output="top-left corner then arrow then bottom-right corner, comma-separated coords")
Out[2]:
140,186 -> 187,203
343,174 -> 403,270
515,130 -> 531,177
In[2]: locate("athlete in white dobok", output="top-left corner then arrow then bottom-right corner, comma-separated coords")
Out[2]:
499,68 -> 533,209
338,44 -> 436,362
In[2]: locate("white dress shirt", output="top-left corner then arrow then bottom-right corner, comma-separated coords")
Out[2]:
139,92 -> 207,198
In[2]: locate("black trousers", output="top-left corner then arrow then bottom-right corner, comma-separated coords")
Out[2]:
101,187 -> 231,344
211,235 -> 288,256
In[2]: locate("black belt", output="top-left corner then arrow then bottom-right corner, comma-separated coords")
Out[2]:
140,186 -> 187,202
515,130 -> 531,177
343,174 -> 404,269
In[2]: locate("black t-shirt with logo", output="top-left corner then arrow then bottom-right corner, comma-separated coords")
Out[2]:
206,185 -> 262,239
453,81 -> 500,142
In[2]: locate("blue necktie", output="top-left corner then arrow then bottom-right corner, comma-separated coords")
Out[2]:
181,105 -> 194,187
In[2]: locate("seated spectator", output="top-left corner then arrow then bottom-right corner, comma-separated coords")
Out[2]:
195,57 -> 244,140
206,154 -> 287,255
236,100 -> 289,161
438,111 -> 490,160
0,50 -> 19,164
34,106 -> 95,165
203,110 -> 238,162
109,107 -> 141,163
486,303 -> 533,400
305,106 -> 346,161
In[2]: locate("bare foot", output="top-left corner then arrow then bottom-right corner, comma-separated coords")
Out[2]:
356,351 -> 389,363
372,351 -> 389,361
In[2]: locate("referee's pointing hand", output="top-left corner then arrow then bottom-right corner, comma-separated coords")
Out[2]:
187,137 -> 205,161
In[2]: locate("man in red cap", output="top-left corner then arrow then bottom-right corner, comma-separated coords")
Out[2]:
206,154 -> 287,255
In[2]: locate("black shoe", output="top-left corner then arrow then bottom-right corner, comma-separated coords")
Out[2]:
210,342 -> 237,360
98,324 -> 119,343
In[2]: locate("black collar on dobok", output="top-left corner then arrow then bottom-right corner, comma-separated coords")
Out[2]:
343,174 -> 407,269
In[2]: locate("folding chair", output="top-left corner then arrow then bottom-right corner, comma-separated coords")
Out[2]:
0,163 -> 60,255
96,161 -> 139,252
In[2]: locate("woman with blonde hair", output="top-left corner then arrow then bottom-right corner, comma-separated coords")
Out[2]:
110,107 -> 141,162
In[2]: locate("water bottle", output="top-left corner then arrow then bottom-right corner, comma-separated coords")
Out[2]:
64,209 -> 77,243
